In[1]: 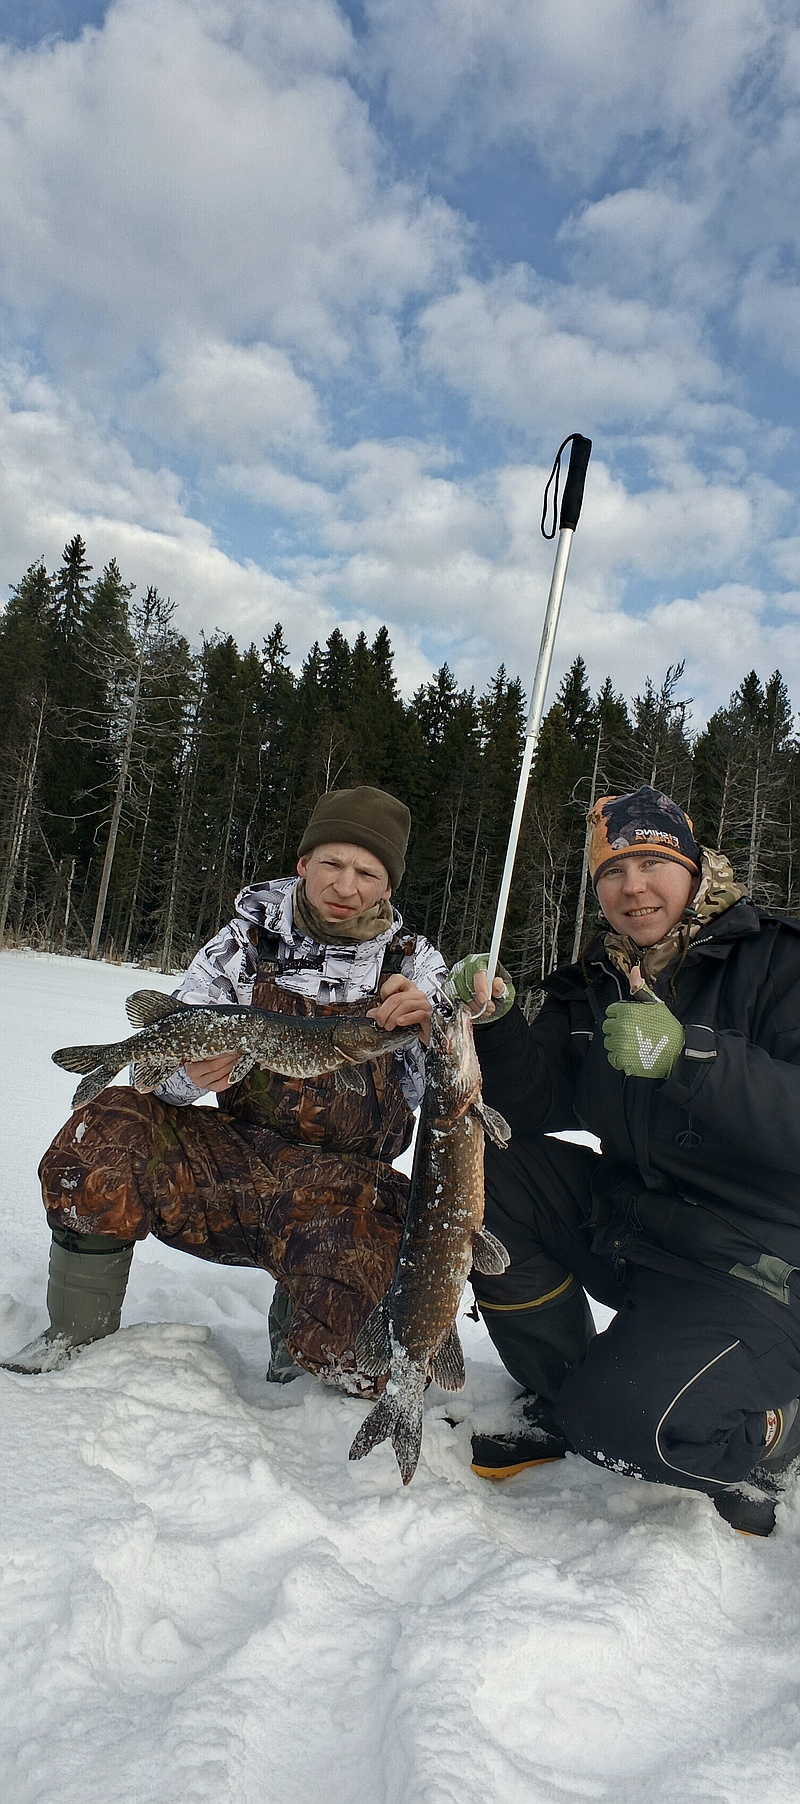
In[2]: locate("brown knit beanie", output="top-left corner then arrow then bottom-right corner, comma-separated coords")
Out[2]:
297,786 -> 410,889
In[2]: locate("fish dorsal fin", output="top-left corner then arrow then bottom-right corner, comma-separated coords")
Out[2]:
131,1056 -> 178,1093
429,1323 -> 466,1392
334,1064 -> 366,1095
471,1226 -> 510,1276
126,990 -> 188,1029
473,1096 -> 511,1148
354,1302 -> 392,1376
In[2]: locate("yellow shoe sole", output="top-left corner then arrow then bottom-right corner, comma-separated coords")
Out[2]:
471,1454 -> 564,1480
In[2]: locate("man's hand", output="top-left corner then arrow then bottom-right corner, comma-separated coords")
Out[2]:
602,977 -> 685,1079
184,1053 -> 242,1093
445,953 -> 515,1023
367,976 -> 434,1044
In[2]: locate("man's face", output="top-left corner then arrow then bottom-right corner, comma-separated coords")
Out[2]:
595,855 -> 698,946
297,842 -> 391,924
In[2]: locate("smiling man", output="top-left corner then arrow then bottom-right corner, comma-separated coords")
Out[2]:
12,786 -> 447,1392
451,784 -> 800,1537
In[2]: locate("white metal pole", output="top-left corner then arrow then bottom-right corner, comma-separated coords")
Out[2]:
483,431 -> 592,990
486,525 -> 575,986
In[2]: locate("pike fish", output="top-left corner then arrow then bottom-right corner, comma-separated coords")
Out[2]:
52,991 -> 419,1109
348,1001 -> 510,1484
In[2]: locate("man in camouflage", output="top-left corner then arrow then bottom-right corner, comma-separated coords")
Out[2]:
10,786 -> 447,1390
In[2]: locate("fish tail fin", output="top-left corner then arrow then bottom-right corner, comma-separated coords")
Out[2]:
52,1041 -> 123,1076
348,1381 -> 424,1485
349,1393 -> 396,1465
391,1398 -> 424,1485
70,1061 -> 121,1108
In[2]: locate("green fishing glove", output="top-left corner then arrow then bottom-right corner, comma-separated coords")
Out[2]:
444,953 -> 516,1024
602,985 -> 685,1079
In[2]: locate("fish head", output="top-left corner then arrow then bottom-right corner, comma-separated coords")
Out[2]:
333,1018 -> 418,1061
427,1002 -> 481,1115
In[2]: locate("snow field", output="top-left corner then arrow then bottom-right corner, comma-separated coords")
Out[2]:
2,950 -> 800,1804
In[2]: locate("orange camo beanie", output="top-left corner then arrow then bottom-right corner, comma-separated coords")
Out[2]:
588,786 -> 701,890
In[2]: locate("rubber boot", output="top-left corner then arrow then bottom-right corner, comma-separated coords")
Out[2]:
266,1282 -> 299,1384
471,1282 -> 595,1478
476,1280 -> 597,1401
2,1230 -> 135,1373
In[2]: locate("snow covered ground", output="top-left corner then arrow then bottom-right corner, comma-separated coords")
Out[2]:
1,949 -> 800,1804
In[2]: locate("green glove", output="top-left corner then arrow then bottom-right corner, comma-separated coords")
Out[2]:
602,984 -> 685,1079
444,953 -> 516,1024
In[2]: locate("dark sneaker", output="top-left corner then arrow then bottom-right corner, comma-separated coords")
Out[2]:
471,1397 -> 571,1479
714,1487 -> 777,1537
713,1401 -> 800,1537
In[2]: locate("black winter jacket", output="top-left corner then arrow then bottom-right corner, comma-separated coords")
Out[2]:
476,900 -> 800,1328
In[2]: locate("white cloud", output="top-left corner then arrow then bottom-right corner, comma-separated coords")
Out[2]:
418,271 -> 725,437
1,0 -> 799,730
364,0 -> 776,177
3,348 -> 800,723
134,335 -> 327,460
0,0 -> 463,377
0,355 -> 334,656
736,265 -> 800,375
559,190 -> 727,312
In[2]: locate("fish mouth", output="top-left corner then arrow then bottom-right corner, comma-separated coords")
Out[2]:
429,999 -> 456,1055
428,1000 -> 479,1098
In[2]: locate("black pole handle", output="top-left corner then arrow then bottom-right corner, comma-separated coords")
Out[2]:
541,433 -> 593,538
559,434 -> 592,530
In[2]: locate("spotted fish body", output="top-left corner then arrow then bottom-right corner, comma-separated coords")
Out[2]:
348,1002 -> 510,1484
52,990 -> 419,1109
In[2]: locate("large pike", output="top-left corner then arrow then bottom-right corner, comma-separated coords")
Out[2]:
52,991 -> 419,1109
348,1002 -> 510,1484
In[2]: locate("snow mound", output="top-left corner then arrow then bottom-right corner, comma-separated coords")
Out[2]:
2,950 -> 800,1804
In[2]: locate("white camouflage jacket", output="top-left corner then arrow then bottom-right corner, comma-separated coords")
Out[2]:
157,876 -> 448,1112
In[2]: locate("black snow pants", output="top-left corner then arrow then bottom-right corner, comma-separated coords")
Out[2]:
475,1134 -> 800,1495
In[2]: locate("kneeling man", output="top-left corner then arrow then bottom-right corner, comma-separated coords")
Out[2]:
13,786 -> 447,1391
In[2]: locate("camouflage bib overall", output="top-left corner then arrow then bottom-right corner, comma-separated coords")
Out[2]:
219,950 -> 414,1162
41,937 -> 416,1387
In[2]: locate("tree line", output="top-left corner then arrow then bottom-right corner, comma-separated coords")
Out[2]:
1,536 -> 798,1004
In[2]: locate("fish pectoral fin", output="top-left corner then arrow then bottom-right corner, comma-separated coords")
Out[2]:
227,1052 -> 256,1084
429,1323 -> 466,1392
131,1057 -> 178,1093
474,1097 -> 511,1148
471,1227 -> 510,1275
126,990 -> 189,1029
334,1064 -> 366,1094
354,1303 -> 392,1376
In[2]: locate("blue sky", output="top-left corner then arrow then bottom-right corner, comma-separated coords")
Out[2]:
1,0 -> 799,723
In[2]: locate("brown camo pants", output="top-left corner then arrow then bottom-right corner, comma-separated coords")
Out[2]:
40,1087 -> 409,1387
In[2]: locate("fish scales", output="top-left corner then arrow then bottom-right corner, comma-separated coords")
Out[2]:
348,1002 -> 510,1484
391,1113 -> 485,1359
52,992 -> 419,1108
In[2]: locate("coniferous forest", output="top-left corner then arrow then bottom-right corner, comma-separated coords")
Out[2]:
2,536 -> 798,1006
